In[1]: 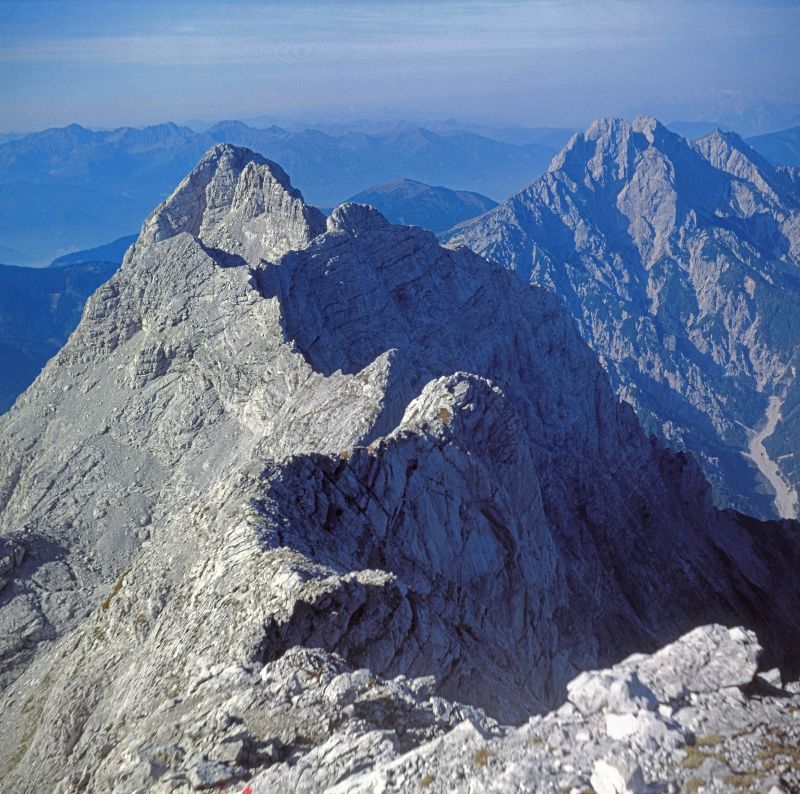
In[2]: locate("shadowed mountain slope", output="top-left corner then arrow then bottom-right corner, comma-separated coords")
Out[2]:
0,260 -> 118,413
1,144 -> 798,792
447,117 -> 800,520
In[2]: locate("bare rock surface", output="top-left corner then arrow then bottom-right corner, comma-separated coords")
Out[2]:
316,625 -> 800,794
446,116 -> 800,520
0,145 -> 799,792
134,142 -> 327,264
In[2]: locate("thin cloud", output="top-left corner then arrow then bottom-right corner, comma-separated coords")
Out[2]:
1,0 -> 798,129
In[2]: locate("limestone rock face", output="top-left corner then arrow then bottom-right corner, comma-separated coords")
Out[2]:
135,142 -> 327,264
324,624 -> 799,794
0,145 -> 799,792
446,117 -> 800,520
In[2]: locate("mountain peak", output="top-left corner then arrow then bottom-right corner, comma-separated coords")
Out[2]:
631,115 -> 675,144
2,146 -> 800,792
697,125 -> 756,153
445,108 -> 800,520
693,125 -> 787,197
550,117 -> 662,181
562,116 -> 674,152
135,143 -> 325,264
199,141 -> 276,174
205,119 -> 256,136
581,116 -> 629,141
327,202 -> 391,235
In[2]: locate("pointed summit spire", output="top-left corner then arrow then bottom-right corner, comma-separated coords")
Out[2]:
134,143 -> 326,264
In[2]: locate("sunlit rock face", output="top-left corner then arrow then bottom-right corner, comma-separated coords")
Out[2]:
447,116 -> 800,520
0,144 -> 798,792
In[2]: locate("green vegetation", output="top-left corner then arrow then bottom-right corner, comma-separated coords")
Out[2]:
473,747 -> 491,767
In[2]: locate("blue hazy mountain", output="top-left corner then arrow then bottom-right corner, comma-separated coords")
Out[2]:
659,95 -> 800,138
347,178 -> 497,232
0,132 -> 25,144
49,234 -> 138,268
0,260 -> 118,412
0,121 -> 557,264
666,120 -> 735,139
747,127 -> 800,167
275,117 -> 578,149
202,121 -> 555,202
0,123 -> 206,265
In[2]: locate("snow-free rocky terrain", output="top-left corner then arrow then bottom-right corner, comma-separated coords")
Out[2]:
0,144 -> 799,792
446,116 -> 800,521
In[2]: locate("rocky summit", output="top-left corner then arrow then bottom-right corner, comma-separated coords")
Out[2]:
0,144 -> 799,793
446,116 -> 800,521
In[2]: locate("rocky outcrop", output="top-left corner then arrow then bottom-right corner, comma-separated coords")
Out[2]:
446,116 -> 800,520
0,145 -> 799,792
315,625 -> 800,793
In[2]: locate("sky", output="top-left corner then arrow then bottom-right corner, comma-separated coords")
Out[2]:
1,0 -> 799,131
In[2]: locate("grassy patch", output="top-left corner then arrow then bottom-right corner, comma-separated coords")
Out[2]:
694,734 -> 723,747
473,747 -> 491,767
101,567 -> 132,609
681,747 -> 722,770
722,773 -> 757,790
754,735 -> 800,769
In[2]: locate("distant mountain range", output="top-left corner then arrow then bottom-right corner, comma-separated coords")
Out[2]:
658,93 -> 800,138
0,260 -> 118,412
259,118 -> 579,148
347,179 -> 497,232
747,127 -> 800,167
4,116 -> 799,266
48,234 -> 137,268
0,121 -> 557,265
446,117 -> 800,521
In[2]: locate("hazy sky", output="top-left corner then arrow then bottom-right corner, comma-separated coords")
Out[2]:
1,0 -> 799,130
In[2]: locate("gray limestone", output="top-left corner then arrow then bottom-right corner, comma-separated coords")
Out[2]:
0,145 -> 799,792
308,625 -> 800,794
446,116 -> 800,520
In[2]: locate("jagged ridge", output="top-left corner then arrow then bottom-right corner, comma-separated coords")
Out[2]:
0,144 -> 798,792
446,116 -> 800,520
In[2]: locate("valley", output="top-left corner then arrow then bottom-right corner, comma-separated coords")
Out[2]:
747,395 -> 799,519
